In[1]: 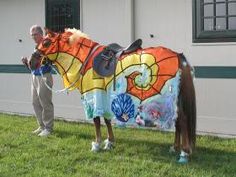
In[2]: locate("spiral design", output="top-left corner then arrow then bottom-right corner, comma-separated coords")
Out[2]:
114,47 -> 179,101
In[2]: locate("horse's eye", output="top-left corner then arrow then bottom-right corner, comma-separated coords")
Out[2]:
42,39 -> 51,48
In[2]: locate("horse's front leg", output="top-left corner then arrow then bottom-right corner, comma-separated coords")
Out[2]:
104,118 -> 115,150
91,116 -> 102,152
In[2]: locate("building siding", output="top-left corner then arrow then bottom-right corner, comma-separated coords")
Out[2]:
0,0 -> 235,135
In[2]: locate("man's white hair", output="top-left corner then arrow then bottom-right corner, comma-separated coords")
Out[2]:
30,25 -> 43,35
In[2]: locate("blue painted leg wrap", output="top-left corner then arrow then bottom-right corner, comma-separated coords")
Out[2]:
177,150 -> 189,164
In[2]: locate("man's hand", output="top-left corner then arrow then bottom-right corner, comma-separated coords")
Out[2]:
21,57 -> 29,69
21,57 -> 28,64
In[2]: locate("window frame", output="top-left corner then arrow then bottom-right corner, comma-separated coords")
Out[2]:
193,0 -> 236,43
45,0 -> 80,32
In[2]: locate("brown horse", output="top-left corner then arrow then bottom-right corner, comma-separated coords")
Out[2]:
30,28 -> 196,163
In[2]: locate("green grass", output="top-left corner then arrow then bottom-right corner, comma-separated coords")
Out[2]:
0,113 -> 235,177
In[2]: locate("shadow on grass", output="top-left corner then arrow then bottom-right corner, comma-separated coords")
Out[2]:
53,129 -> 94,140
114,134 -> 236,175
12,114 -> 234,175
54,122 -> 236,175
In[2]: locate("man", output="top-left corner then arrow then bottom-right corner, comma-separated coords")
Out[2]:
22,25 -> 54,137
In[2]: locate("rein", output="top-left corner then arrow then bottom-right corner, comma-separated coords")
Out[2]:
39,65 -> 71,94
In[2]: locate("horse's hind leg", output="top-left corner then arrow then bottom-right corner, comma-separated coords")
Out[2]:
170,118 -> 181,153
170,108 -> 184,154
91,116 -> 102,152
178,112 -> 191,163
104,118 -> 115,150
181,115 -> 191,154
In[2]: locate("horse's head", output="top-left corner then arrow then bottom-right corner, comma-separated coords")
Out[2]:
29,28 -> 73,70
29,28 -> 92,70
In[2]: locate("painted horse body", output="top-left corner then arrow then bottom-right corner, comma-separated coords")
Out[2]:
31,29 -> 196,163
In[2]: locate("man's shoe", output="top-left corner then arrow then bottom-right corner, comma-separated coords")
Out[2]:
38,129 -> 51,137
32,127 -> 43,134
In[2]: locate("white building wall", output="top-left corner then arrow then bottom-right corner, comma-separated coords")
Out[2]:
81,0 -> 134,45
133,0 -> 236,135
0,0 -> 85,121
134,0 -> 188,52
0,0 -> 235,135
0,0 -> 46,116
0,0 -> 45,64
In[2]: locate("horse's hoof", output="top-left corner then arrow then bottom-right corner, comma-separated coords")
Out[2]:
103,139 -> 115,150
169,146 -> 176,154
177,156 -> 189,164
177,150 -> 189,164
91,141 -> 101,152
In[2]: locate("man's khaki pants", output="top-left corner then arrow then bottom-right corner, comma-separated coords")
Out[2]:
31,73 -> 54,131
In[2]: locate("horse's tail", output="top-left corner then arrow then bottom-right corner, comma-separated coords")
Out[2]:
178,53 -> 197,150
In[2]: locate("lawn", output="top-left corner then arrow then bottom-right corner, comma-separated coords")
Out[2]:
0,113 -> 235,177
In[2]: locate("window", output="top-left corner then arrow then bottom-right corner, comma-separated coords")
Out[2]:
193,0 -> 236,42
45,0 -> 80,32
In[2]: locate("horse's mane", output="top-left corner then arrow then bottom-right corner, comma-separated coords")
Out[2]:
65,28 -> 90,45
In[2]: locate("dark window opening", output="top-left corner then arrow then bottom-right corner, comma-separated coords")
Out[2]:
193,0 -> 236,42
45,0 -> 80,32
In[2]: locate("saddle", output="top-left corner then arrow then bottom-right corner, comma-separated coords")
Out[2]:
93,39 -> 142,77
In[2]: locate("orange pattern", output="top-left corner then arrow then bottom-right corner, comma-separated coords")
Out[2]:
37,30 -> 179,101
125,47 -> 179,101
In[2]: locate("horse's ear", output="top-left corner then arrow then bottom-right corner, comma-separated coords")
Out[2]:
44,28 -> 56,37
